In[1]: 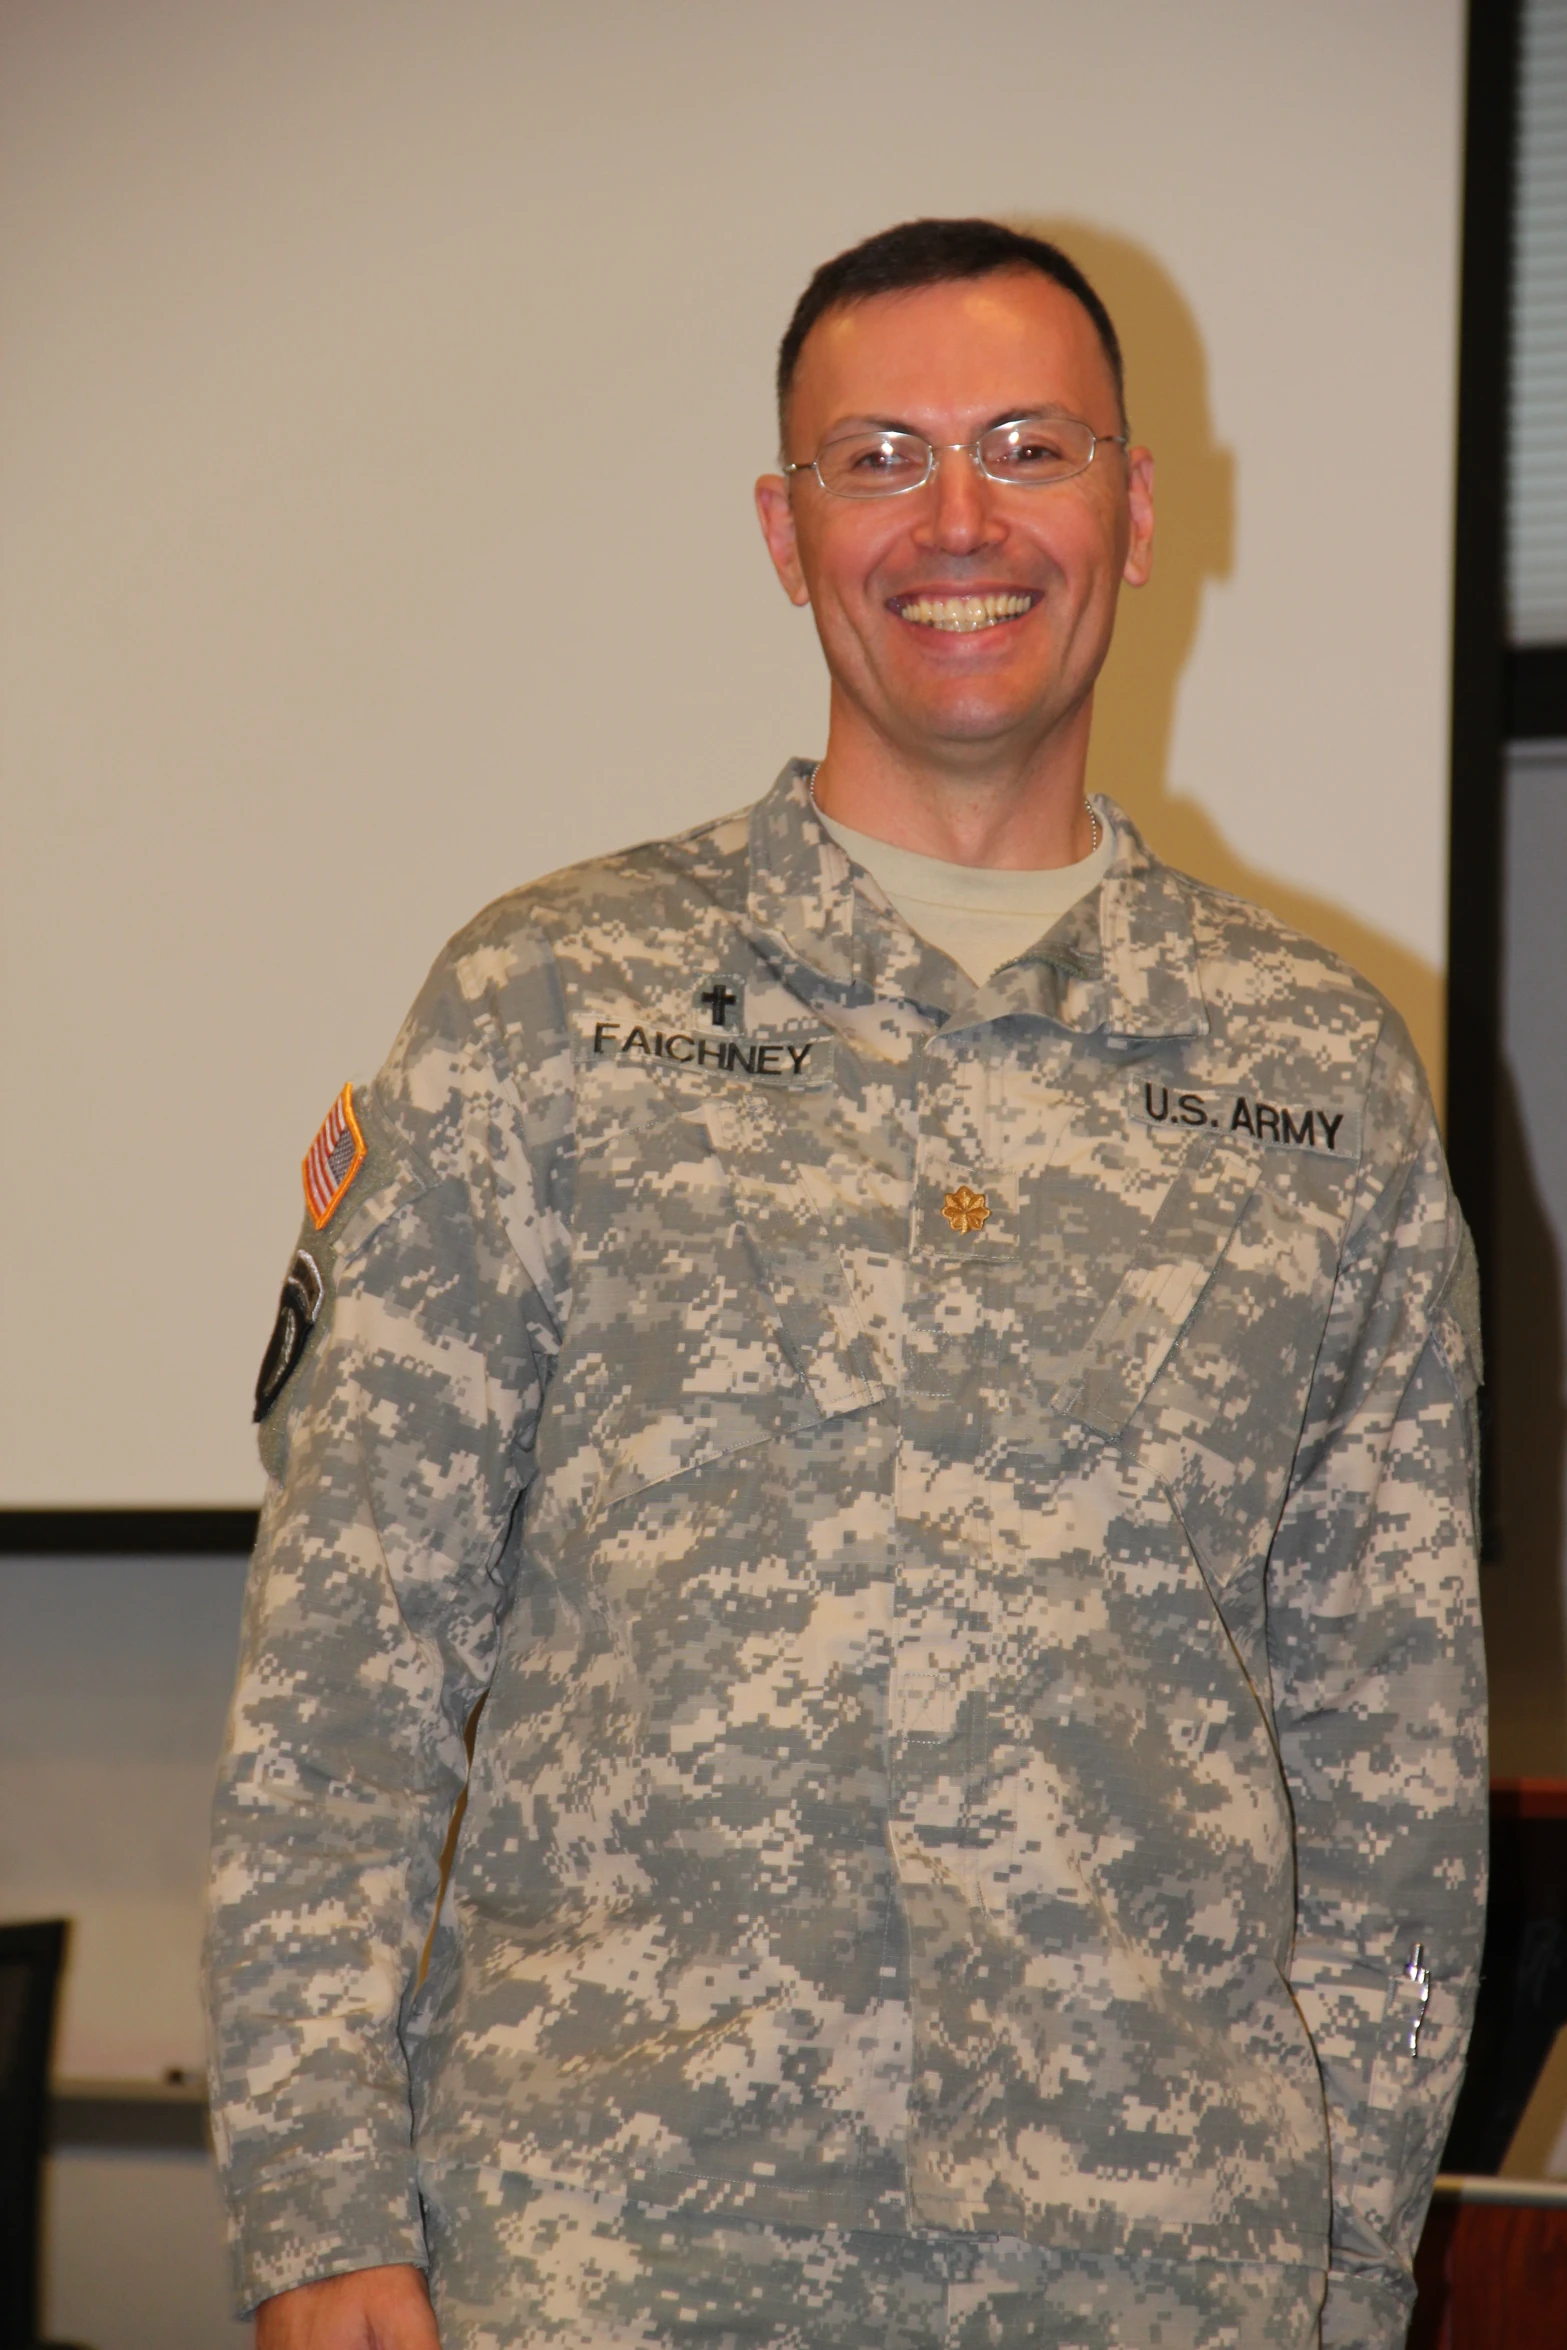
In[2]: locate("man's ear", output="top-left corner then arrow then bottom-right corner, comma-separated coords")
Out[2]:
1122,447 -> 1155,589
754,474 -> 812,608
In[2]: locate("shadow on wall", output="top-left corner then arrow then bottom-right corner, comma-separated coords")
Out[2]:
1023,220 -> 1446,1115
1486,1054 -> 1567,1773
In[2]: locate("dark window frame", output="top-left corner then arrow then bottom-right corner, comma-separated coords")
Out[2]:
1448,0 -> 1522,1538
1508,644 -> 1567,737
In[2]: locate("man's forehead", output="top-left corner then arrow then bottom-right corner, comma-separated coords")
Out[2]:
788,273 -> 1119,433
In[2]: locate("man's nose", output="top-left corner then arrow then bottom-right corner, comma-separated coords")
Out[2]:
912,443 -> 1004,554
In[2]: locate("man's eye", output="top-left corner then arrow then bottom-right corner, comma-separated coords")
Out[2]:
997,431 -> 1069,468
849,439 -> 919,473
817,431 -> 930,493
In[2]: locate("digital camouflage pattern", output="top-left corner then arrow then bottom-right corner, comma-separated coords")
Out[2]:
205,765 -> 1487,2347
421,2176 -> 1327,2349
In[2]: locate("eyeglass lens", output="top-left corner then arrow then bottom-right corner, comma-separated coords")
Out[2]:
812,415 -> 1100,498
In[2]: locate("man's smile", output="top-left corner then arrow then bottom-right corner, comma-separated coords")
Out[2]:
888,589 -> 1040,633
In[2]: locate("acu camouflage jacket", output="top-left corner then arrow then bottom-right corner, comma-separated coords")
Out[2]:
206,765 -> 1486,2344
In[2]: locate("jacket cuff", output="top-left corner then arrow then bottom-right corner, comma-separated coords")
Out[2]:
224,2157 -> 428,2316
1319,2266 -> 1414,2349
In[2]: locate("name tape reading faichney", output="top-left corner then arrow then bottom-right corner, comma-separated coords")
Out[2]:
591,1019 -> 820,1080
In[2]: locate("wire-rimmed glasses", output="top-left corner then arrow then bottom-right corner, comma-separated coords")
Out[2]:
781,414 -> 1127,499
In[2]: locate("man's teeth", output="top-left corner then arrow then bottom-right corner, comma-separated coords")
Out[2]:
897,592 -> 1034,632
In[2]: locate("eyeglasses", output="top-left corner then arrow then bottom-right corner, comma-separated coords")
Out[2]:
782,414 -> 1127,500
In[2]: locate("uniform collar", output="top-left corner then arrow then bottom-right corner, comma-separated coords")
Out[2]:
746,759 -> 1209,1044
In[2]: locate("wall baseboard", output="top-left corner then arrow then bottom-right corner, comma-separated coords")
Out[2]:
48,2078 -> 210,2154
0,1509 -> 258,1556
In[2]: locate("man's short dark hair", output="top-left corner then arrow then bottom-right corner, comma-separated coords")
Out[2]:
777,217 -> 1125,445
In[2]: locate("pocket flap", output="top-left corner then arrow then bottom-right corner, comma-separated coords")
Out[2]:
1052,1137 -> 1260,1438
701,1091 -> 887,1420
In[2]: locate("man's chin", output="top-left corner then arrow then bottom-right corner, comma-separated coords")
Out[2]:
870,640 -> 1071,738
885,686 -> 1055,756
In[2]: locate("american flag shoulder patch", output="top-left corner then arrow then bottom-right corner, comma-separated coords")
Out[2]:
302,1083 -> 367,1230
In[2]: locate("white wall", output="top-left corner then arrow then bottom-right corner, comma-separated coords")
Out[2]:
45,2148 -> 250,2350
0,1552 -> 247,2076
1,1549 -> 250,2341
0,0 -> 1466,1505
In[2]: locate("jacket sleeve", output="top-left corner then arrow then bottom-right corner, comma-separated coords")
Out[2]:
203,919 -> 575,2312
1266,1015 -> 1487,2350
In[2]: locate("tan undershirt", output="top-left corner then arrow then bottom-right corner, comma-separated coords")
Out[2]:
816,801 -> 1115,984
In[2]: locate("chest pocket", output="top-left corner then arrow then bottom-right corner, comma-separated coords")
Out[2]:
568,1091 -> 887,1519
1051,1136 -> 1262,1438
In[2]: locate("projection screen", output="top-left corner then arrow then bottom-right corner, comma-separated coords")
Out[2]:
0,0 -> 1466,1505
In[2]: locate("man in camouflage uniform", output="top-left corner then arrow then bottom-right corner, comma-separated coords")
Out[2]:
206,221 -> 1486,2350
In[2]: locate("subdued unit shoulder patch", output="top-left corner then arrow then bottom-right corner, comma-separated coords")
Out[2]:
253,1248 -> 324,1422
303,1083 -> 366,1230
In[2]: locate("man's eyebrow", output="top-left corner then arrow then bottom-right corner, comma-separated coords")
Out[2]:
821,402 -> 1079,439
818,413 -> 922,437
979,403 -> 1077,429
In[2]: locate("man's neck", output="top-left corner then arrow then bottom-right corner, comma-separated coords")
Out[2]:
809,694 -> 1096,870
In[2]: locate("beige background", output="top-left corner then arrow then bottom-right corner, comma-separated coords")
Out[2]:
0,0 -> 1465,1506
